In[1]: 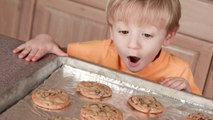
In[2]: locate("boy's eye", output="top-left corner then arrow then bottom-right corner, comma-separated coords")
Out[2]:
142,33 -> 153,38
119,31 -> 129,34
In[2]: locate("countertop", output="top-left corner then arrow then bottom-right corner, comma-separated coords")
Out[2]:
0,35 -> 57,113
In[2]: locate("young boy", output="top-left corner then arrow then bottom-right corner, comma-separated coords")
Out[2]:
13,0 -> 201,95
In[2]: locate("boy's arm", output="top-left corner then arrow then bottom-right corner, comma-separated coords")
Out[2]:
160,65 -> 202,95
13,34 -> 68,62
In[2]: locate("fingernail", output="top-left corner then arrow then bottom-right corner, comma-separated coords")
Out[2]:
32,58 -> 36,62
19,55 -> 23,58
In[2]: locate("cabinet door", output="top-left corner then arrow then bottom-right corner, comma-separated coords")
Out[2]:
179,0 -> 213,43
203,59 -> 213,99
0,0 -> 35,41
31,0 -> 108,47
163,33 -> 213,95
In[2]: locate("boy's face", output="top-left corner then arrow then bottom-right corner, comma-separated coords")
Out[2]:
110,21 -> 174,72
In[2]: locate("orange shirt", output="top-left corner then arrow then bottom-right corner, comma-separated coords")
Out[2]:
67,39 -> 201,95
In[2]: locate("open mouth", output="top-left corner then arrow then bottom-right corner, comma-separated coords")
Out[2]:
128,56 -> 141,63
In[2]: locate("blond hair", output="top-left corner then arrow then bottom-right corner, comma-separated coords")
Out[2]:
106,0 -> 181,32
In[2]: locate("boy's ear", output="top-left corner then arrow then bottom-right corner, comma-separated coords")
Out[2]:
163,28 -> 178,46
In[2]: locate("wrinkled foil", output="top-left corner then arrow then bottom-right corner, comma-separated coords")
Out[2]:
0,57 -> 213,120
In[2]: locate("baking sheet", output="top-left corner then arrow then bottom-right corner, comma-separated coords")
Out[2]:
0,57 -> 213,120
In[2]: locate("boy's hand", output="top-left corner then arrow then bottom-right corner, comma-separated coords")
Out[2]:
13,34 -> 68,62
160,77 -> 192,93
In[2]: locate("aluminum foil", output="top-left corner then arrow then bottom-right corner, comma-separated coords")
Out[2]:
0,57 -> 213,120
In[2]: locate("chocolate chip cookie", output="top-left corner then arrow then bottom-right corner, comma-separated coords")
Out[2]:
32,88 -> 70,110
47,116 -> 78,120
76,81 -> 112,99
128,95 -> 163,114
80,102 -> 123,120
185,113 -> 212,120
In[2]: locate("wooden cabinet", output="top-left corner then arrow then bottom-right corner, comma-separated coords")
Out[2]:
0,0 -> 35,41
178,0 -> 213,99
0,0 -> 212,99
179,0 -> 213,43
204,59 -> 213,99
31,0 -> 108,47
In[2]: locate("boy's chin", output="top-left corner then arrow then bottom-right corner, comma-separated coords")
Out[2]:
126,65 -> 145,72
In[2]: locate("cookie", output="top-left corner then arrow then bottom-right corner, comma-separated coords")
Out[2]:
32,88 -> 70,110
128,95 -> 163,114
185,113 -> 213,120
80,102 -> 123,120
76,81 -> 112,99
47,116 -> 78,120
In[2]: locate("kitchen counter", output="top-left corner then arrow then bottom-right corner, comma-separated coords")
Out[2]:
0,35 -> 57,113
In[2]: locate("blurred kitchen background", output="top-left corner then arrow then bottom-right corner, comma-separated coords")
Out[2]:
0,0 -> 213,99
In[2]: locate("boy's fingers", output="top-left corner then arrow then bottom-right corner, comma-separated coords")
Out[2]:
174,82 -> 186,91
176,83 -> 186,90
18,47 -> 32,59
159,78 -> 170,84
13,44 -> 26,53
170,80 -> 183,89
161,79 -> 179,87
160,77 -> 189,91
25,48 -> 38,61
163,80 -> 174,87
32,50 -> 46,62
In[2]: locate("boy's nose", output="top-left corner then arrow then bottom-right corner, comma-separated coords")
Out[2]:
127,38 -> 141,49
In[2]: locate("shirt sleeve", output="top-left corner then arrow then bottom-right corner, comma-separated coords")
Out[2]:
181,65 -> 202,95
66,40 -> 111,64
